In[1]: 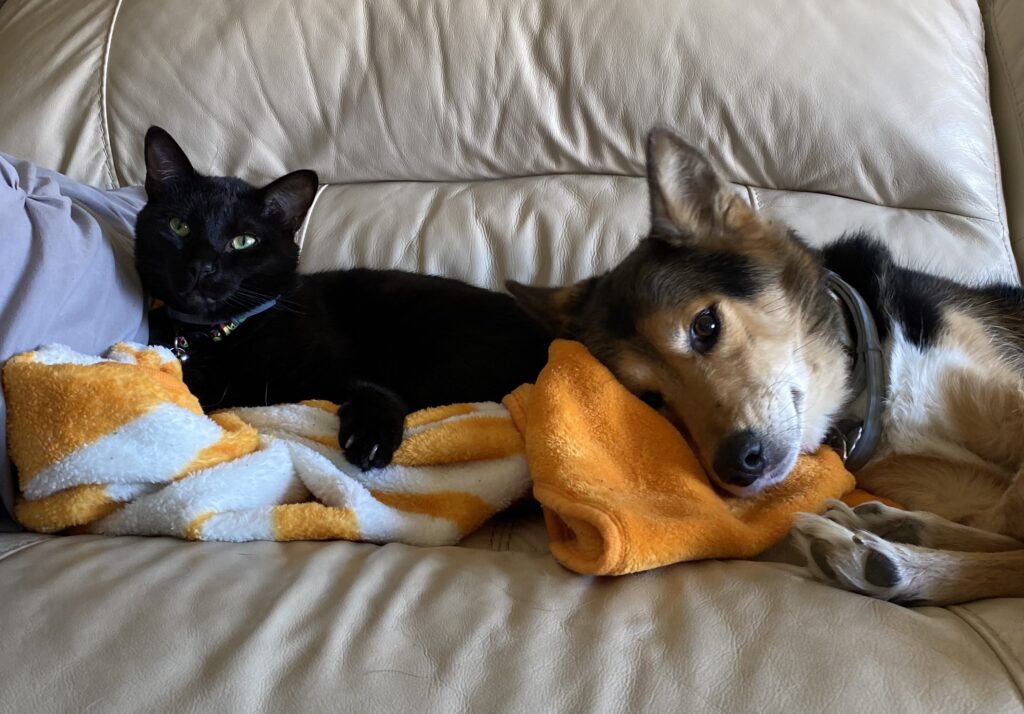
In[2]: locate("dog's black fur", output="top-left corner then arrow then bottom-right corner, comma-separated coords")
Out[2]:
136,127 -> 551,469
824,233 -> 1024,356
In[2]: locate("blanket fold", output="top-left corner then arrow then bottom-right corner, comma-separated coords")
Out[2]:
504,340 -> 857,575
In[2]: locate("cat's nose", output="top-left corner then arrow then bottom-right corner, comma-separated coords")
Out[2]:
186,260 -> 217,284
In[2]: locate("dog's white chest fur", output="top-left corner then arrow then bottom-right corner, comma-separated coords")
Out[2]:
871,320 -> 1023,518
881,325 -> 983,464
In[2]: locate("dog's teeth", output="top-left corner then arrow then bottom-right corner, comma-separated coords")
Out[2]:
344,435 -> 355,449
368,444 -> 379,462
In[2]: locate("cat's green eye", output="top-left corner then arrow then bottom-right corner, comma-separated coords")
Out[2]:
231,235 -> 258,251
168,217 -> 190,237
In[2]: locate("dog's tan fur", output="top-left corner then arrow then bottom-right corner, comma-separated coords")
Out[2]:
510,127 -> 1024,605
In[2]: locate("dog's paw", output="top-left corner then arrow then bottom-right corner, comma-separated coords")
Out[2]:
338,397 -> 405,471
792,513 -> 925,605
818,499 -> 926,545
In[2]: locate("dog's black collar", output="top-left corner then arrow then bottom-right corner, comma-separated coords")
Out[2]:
160,297 -> 279,361
823,272 -> 884,472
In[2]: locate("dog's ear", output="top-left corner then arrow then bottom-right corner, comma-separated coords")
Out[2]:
506,278 -> 596,335
645,127 -> 737,245
144,126 -> 196,198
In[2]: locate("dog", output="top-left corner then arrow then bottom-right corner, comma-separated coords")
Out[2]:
507,127 -> 1024,606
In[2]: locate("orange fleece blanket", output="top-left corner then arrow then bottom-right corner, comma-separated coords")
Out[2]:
504,340 -> 858,575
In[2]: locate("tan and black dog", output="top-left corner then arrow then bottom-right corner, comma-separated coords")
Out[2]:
509,127 -> 1024,606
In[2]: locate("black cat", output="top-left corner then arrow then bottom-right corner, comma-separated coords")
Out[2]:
135,127 -> 551,469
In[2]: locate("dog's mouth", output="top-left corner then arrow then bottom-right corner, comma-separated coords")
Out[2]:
791,387 -> 805,421
673,388 -> 805,498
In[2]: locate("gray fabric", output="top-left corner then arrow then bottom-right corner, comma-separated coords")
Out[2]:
0,154 -> 147,530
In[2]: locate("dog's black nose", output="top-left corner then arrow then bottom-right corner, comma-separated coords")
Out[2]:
713,429 -> 773,487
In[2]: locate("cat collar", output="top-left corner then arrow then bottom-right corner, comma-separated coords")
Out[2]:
164,297 -> 279,360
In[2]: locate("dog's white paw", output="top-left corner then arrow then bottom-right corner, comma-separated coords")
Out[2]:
792,513 -> 926,605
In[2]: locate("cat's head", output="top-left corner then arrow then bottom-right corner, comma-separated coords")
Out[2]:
134,126 -> 319,322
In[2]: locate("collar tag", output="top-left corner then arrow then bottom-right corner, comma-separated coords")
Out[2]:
824,423 -> 864,465
162,295 -> 279,361
172,335 -> 190,361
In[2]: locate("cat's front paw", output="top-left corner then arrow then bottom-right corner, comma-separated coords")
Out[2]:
338,390 -> 406,470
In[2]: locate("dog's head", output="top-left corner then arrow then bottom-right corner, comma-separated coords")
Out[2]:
509,128 -> 851,495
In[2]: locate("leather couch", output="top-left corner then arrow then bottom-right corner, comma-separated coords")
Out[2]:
1,1 -> 1022,710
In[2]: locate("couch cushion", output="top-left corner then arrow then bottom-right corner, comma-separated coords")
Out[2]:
297,177 -> 1013,291
0,0 -> 1014,284
0,532 -> 1021,713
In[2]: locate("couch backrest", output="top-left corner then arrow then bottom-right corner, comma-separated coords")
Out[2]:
0,0 -> 1014,288
984,0 -> 1024,275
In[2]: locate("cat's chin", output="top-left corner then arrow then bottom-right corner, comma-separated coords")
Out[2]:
167,293 -> 234,322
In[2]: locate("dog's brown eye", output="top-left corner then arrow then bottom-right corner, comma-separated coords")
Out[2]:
638,391 -> 664,410
690,307 -> 720,353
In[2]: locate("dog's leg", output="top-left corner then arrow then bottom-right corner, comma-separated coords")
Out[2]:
964,468 -> 1024,541
818,500 -> 1024,552
791,515 -> 1024,605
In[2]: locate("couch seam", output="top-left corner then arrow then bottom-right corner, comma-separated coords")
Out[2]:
948,604 -> 1024,706
747,185 -> 762,211
744,183 -> 998,225
296,183 -> 328,253
98,0 -> 125,188
316,173 -> 999,225
0,536 -> 50,563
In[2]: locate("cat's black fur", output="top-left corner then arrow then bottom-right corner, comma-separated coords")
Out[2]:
136,127 -> 551,469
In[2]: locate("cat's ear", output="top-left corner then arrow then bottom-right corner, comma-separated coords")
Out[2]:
261,170 -> 320,233
506,277 -> 597,335
144,126 -> 195,197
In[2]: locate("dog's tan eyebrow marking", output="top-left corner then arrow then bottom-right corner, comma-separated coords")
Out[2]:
640,309 -> 694,356
613,351 -> 658,387
663,323 -> 690,354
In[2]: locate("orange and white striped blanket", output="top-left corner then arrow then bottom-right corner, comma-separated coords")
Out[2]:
4,343 -> 529,544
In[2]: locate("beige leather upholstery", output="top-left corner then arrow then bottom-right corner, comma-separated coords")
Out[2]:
0,0 -> 1016,287
0,1 -> 1022,711
1,527 -> 1022,712
984,0 -> 1024,274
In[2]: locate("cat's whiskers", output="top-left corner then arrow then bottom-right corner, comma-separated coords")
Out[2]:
235,287 -> 306,316
224,288 -> 306,317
